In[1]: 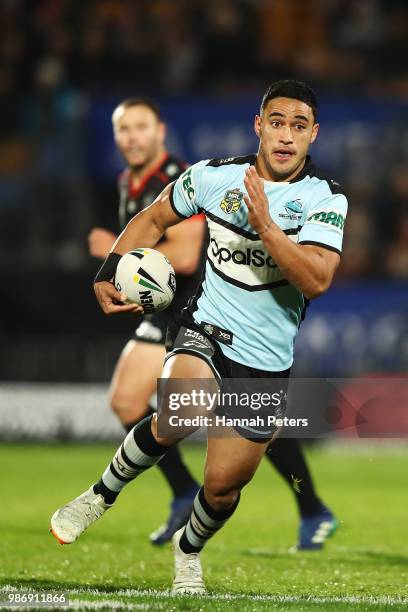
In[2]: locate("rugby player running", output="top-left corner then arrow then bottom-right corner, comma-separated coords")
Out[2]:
51,81 -> 347,593
89,96 -> 337,550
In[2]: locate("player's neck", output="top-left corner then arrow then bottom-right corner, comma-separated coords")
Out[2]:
255,155 -> 306,183
129,149 -> 167,188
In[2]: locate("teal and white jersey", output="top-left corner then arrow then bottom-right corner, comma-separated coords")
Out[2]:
169,155 -> 348,371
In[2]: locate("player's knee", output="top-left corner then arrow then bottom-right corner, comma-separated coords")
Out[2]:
110,389 -> 145,422
205,472 -> 251,511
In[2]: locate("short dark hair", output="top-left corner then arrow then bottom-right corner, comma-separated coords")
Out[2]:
112,97 -> 162,122
261,80 -> 318,121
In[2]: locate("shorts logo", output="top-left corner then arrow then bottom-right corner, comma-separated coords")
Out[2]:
307,210 -> 345,230
183,340 -> 208,348
203,324 -> 214,335
210,238 -> 276,268
220,188 -> 244,214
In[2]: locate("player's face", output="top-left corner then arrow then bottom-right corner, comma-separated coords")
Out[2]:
113,105 -> 165,170
254,97 -> 319,181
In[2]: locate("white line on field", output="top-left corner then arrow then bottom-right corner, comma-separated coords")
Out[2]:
66,588 -> 408,606
1,586 -> 407,608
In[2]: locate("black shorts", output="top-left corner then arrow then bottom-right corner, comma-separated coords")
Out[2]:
164,314 -> 290,441
134,310 -> 174,345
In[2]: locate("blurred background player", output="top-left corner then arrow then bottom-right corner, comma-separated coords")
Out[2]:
88,97 -> 205,544
88,97 -> 337,551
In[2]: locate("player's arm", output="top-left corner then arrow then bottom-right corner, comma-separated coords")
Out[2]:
88,228 -> 118,259
244,166 -> 341,299
94,183 -> 184,314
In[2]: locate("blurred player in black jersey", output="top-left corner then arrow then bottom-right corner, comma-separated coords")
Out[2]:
88,97 -> 336,551
88,98 -> 205,544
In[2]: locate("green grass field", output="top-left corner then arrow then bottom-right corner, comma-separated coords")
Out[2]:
1,442 -> 407,611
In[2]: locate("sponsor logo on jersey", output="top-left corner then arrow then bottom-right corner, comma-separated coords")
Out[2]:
279,198 -> 303,220
306,210 -> 345,231
220,188 -> 244,214
210,238 -> 276,268
181,167 -> 194,200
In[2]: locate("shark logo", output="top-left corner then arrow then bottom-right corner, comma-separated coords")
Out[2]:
279,199 -> 303,220
285,199 -> 303,215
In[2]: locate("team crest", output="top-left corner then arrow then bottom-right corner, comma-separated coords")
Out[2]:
279,198 -> 303,220
220,188 -> 243,214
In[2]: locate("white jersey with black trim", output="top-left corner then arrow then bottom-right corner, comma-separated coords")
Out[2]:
169,155 -> 348,371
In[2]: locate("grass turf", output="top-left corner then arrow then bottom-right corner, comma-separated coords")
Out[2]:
0,442 -> 407,610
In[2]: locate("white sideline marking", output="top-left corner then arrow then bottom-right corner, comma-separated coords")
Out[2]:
1,586 -> 407,608
68,588 -> 408,606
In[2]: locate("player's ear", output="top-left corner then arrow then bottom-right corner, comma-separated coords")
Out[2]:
254,115 -> 261,139
310,122 -> 319,144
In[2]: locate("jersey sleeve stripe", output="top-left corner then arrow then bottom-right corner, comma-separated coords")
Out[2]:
169,183 -> 190,219
299,240 -> 341,256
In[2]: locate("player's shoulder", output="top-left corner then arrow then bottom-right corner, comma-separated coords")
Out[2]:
301,159 -> 347,198
161,154 -> 187,180
194,154 -> 256,187
206,154 -> 256,168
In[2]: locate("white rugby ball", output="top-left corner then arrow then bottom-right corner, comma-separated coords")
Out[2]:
114,248 -> 176,313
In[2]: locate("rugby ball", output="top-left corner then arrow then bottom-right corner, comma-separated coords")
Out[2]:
114,248 -> 176,313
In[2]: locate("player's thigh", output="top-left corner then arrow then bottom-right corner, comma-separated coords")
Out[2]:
205,436 -> 269,493
109,339 -> 165,404
152,352 -> 217,445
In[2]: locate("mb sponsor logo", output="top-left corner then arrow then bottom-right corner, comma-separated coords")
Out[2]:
307,210 -> 345,230
210,238 -> 277,268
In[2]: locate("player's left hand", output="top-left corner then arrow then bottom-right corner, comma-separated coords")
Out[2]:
244,165 -> 274,236
94,281 -> 144,315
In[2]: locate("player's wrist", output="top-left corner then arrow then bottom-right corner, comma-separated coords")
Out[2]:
94,252 -> 121,284
258,219 -> 273,237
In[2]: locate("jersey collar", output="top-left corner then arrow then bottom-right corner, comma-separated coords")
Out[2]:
289,155 -> 316,183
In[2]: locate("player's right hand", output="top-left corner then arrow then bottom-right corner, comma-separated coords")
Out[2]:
94,281 -> 144,315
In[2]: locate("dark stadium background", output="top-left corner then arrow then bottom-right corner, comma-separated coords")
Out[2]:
0,0 -> 407,436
